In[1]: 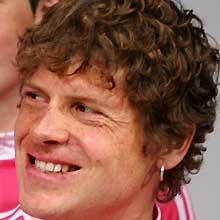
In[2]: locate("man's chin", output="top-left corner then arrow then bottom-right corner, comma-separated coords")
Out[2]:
19,195 -> 55,219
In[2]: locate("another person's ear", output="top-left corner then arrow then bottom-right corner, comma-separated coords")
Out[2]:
35,0 -> 59,24
156,124 -> 196,171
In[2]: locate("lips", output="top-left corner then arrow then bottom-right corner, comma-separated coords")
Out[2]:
28,154 -> 81,173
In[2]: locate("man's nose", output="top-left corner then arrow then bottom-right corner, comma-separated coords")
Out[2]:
30,108 -> 70,146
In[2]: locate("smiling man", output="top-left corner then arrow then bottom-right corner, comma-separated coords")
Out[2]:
15,0 -> 219,220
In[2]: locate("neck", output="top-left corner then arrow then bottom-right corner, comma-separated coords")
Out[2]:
0,85 -> 19,132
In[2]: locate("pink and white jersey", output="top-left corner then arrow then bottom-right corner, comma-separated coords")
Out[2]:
0,132 -> 18,213
0,132 -> 15,160
0,132 -> 36,220
0,132 -> 196,220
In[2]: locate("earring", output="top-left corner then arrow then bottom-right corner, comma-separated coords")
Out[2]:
160,165 -> 165,181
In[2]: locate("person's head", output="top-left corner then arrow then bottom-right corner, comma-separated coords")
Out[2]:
0,0 -> 57,98
15,0 -> 219,219
0,0 -> 33,96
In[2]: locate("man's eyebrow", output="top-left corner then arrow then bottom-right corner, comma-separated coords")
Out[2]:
20,81 -> 45,93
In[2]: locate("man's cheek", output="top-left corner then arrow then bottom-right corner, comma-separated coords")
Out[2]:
15,112 -> 32,144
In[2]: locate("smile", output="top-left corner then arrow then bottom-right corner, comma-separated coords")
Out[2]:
29,154 -> 81,173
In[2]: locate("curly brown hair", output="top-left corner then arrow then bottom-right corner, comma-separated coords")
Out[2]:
16,0 -> 219,201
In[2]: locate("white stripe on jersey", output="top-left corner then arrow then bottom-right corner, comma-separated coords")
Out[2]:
182,186 -> 196,220
175,192 -> 187,220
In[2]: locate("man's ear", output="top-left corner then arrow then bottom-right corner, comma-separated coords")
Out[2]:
157,124 -> 196,171
35,0 -> 59,24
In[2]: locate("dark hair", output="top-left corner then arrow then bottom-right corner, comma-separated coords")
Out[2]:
16,0 -> 219,201
29,0 -> 39,14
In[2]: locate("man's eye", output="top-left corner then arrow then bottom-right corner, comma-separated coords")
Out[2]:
24,91 -> 44,101
75,104 -> 95,113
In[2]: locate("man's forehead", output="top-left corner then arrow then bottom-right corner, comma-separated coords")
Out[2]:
27,49 -> 123,90
71,51 -> 124,90
25,64 -> 124,93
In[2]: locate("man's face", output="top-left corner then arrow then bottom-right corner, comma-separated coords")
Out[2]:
15,65 -> 157,220
0,0 -> 32,94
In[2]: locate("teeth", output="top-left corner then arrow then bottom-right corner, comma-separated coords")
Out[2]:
61,165 -> 69,172
45,162 -> 54,172
34,159 -> 72,173
54,164 -> 62,172
35,159 -> 40,168
39,161 -> 46,170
